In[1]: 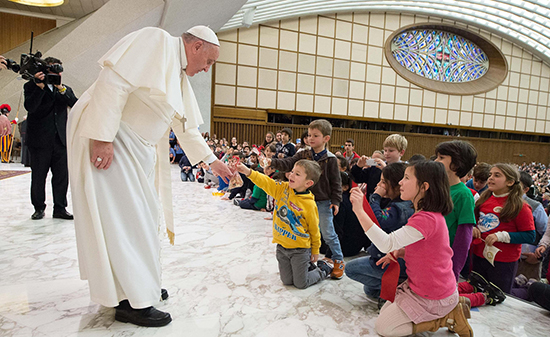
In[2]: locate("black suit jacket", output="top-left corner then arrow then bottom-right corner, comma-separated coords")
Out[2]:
24,81 -> 78,149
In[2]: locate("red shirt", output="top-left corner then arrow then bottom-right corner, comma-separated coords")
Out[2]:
473,195 -> 535,262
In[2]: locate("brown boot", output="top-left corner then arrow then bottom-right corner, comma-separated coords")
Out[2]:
412,302 -> 473,337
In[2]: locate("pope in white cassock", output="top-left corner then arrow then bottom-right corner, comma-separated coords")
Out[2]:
67,25 -> 232,327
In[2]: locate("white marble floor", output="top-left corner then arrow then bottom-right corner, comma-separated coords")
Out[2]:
1,162 -> 549,337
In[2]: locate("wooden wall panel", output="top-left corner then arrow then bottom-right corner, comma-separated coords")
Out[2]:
212,119 -> 550,165
0,13 -> 56,54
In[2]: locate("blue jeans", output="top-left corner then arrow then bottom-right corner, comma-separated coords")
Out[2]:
180,170 -> 195,182
316,200 -> 343,261
345,256 -> 385,298
217,176 -> 228,191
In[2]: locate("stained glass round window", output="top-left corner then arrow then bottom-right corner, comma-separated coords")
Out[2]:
391,30 -> 489,83
385,23 -> 507,95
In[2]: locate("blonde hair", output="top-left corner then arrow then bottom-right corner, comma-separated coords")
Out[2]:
383,134 -> 408,152
475,163 -> 524,222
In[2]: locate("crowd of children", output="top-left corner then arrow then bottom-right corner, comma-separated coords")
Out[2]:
170,120 -> 550,337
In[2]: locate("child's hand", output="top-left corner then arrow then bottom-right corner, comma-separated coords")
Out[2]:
373,184 -> 387,198
375,251 -> 398,269
330,204 -> 339,215
374,158 -> 386,169
310,254 -> 319,263
350,187 -> 365,213
236,162 -> 251,176
535,245 -> 547,258
472,227 -> 481,239
485,233 -> 498,246
357,156 -> 368,168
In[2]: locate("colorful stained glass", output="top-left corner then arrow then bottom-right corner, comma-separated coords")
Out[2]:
391,29 -> 489,82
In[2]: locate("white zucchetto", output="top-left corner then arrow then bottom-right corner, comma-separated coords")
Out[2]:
186,25 -> 220,46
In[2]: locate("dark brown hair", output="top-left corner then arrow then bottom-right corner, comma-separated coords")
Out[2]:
382,162 -> 408,197
435,140 -> 477,178
411,161 -> 453,216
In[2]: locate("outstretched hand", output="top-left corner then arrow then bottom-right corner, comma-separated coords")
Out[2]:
235,162 -> 251,176
210,159 -> 233,183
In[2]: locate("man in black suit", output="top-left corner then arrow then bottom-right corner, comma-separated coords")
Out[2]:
24,57 -> 78,220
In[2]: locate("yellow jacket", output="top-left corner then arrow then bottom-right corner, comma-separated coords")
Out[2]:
248,170 -> 321,254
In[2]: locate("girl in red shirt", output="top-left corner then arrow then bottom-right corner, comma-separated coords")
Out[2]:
458,163 -> 535,307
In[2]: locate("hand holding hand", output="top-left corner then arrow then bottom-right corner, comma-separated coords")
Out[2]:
90,140 -> 114,170
210,159 -> 233,183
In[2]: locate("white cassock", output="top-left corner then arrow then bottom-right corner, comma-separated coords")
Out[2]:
67,27 -> 216,309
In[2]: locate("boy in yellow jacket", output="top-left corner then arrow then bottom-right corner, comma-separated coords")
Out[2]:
237,159 -> 333,288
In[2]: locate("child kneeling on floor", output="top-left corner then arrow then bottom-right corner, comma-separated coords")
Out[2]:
350,160 -> 472,337
237,159 -> 333,288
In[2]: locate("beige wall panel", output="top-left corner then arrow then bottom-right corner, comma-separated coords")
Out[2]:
401,15 -> 415,26
280,19 -> 298,31
277,92 -> 295,110
318,17 -> 335,38
536,120 -> 545,133
317,37 -> 335,57
334,60 -> 350,79
296,94 -> 314,112
348,99 -> 364,117
367,46 -> 383,64
526,119 -> 536,132
278,71 -> 296,91
258,89 -> 277,109
423,90 -> 436,107
237,87 -> 257,107
297,74 -> 315,93
527,105 -> 537,119
216,63 -> 237,85
314,95 -> 331,113
237,66 -> 257,87
217,29 -> 237,41
364,101 -> 379,118
237,45 -> 258,66
529,91 -> 539,105
516,118 -> 526,131
299,33 -> 316,54
448,110 -> 460,125
354,13 -> 369,25
298,54 -> 316,73
496,101 -> 507,115
538,106 -> 546,120
460,112 -> 472,126
395,87 -> 409,105
258,68 -> 278,89
365,83 -> 380,101
394,104 -> 408,121
351,43 -> 367,62
435,109 -> 447,124
366,64 -> 382,83
239,26 -> 259,44
484,115 -> 495,129
409,88 -> 423,106
335,40 -> 351,60
349,81 -> 365,100
381,67 -> 396,85
422,108 -> 435,123
436,94 -> 449,109
350,62 -> 366,81
380,85 -> 395,102
352,24 -> 368,43
280,30 -> 298,51
215,85 -> 236,105
218,41 -> 238,63
506,117 -> 516,130
461,96 -> 473,112
449,95 -> 461,110
332,97 -> 348,115
497,86 -> 508,101
333,79 -> 349,97
380,103 -> 394,119
517,103 -> 527,118
300,17 -> 318,34
409,106 -> 421,122
472,113 -> 483,127
369,14 -> 385,28
315,76 -> 332,95
316,57 -> 333,76
385,14 -> 401,31
259,47 -> 278,69
369,27 -> 385,46
279,51 -> 297,72
260,26 -> 279,48
539,92 -> 548,106
336,20 -> 352,40
485,100 -> 496,114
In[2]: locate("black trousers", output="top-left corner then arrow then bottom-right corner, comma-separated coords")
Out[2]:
28,136 -> 69,213
528,282 -> 550,312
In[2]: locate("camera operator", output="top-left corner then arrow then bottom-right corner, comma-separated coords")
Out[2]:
0,55 -> 13,137
24,56 -> 77,220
